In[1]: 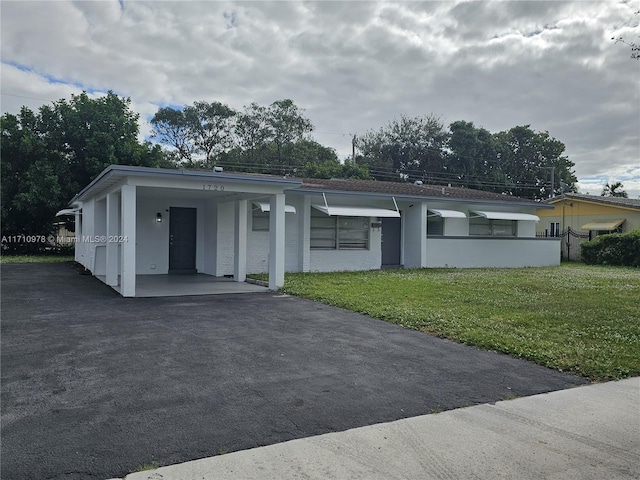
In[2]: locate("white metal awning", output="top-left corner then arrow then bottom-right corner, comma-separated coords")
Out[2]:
253,202 -> 296,214
470,210 -> 539,222
428,209 -> 467,218
55,208 -> 81,216
312,205 -> 401,218
581,219 -> 624,231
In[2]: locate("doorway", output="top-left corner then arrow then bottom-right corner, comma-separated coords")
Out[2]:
169,207 -> 197,274
381,217 -> 401,267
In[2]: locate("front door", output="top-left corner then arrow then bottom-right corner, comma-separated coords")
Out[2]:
169,207 -> 197,274
381,217 -> 401,267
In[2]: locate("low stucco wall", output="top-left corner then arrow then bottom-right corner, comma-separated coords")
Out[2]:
425,237 -> 560,268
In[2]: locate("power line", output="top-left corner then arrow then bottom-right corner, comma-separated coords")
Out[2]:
1,92 -> 54,103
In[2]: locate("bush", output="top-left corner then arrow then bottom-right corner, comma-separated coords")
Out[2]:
581,229 -> 640,267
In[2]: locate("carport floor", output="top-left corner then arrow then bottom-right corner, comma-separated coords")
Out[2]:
96,273 -> 268,296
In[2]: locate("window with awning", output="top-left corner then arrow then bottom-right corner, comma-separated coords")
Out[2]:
428,209 -> 466,218
427,209 -> 466,237
252,202 -> 296,214
252,202 -> 296,231
311,205 -> 400,218
470,210 -> 539,222
310,208 -> 370,250
55,208 -> 81,216
581,219 -> 624,231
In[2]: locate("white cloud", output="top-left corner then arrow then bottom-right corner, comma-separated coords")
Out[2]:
1,0 -> 638,190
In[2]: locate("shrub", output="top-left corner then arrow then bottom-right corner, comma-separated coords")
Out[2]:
581,228 -> 640,267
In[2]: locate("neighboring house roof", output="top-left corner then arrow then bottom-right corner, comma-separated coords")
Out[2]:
546,193 -> 640,211
299,177 -> 545,207
71,165 -> 547,209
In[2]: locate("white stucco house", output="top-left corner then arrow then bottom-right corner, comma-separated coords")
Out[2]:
67,165 -> 559,297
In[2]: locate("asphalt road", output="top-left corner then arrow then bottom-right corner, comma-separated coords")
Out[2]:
1,263 -> 587,480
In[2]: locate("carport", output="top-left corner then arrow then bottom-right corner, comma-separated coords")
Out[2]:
71,166 -> 300,297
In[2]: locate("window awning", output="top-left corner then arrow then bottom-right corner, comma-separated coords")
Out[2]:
470,210 -> 539,222
56,208 -> 81,217
253,202 -> 296,214
581,219 -> 624,231
428,209 -> 467,218
312,205 -> 401,218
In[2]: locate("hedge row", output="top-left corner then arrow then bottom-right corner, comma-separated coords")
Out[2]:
581,229 -> 640,267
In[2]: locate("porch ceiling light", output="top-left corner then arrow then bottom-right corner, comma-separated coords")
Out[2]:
156,212 -> 163,223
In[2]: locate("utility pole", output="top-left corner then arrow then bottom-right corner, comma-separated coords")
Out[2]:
549,166 -> 555,198
352,134 -> 356,163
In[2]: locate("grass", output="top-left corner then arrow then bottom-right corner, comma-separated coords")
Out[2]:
279,264 -> 640,381
0,254 -> 74,264
130,461 -> 159,473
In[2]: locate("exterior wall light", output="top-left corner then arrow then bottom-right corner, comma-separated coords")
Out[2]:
156,212 -> 163,223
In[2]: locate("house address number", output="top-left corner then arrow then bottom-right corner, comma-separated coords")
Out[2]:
203,184 -> 225,191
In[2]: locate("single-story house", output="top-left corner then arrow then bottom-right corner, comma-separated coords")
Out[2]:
67,165 -> 559,297
536,193 -> 640,239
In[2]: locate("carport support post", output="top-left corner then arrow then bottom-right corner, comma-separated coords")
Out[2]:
120,185 -> 136,297
234,199 -> 247,282
105,192 -> 119,286
269,193 -> 286,290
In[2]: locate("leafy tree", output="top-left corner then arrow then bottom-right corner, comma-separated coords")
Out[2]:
265,99 -> 314,165
354,116 -> 576,200
149,106 -> 197,162
612,10 -> 640,60
1,91 -> 172,252
355,114 -> 448,182
491,125 -> 576,199
601,182 -> 628,198
152,98 -> 322,175
446,121 -> 500,190
234,102 -> 271,164
301,160 -> 370,180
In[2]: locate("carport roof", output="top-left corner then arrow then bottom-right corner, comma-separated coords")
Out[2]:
71,165 -> 302,203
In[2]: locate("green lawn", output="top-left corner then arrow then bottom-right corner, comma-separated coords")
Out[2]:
0,254 -> 74,264
279,264 -> 640,381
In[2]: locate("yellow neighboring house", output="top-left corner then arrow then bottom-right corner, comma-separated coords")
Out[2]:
537,193 -> 640,239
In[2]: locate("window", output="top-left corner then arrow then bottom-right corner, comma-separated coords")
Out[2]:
427,216 -> 444,236
252,209 -> 269,231
310,210 -> 369,249
549,222 -> 560,237
469,217 -> 516,237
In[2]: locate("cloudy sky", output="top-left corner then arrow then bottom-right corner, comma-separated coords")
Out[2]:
2,0 -> 639,197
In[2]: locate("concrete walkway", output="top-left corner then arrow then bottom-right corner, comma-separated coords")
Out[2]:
115,377 -> 639,480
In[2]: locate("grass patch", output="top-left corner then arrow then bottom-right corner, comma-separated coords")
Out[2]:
0,254 -> 74,264
247,273 -> 268,282
280,264 -> 640,381
130,461 -> 160,473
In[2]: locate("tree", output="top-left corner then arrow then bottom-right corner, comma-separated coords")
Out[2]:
150,101 -> 237,167
491,125 -> 576,200
601,182 -> 628,198
355,114 -> 448,182
265,99 -> 314,166
612,10 -> 639,60
446,121 -> 500,190
149,106 -> 197,162
1,92 -> 171,252
234,102 -> 271,164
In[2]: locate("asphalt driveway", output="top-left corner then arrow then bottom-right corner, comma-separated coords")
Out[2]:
1,263 -> 587,480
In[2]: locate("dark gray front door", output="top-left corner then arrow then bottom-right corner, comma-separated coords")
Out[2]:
169,207 -> 197,274
381,217 -> 401,266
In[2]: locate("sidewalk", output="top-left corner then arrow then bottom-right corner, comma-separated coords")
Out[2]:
115,377 -> 639,480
